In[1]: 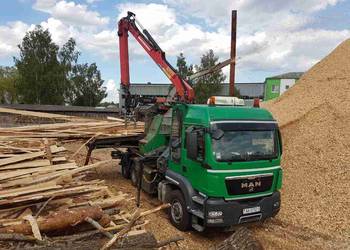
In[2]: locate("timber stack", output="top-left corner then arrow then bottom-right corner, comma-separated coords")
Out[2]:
0,109 -> 182,249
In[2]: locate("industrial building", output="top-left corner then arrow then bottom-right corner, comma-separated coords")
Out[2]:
119,82 -> 265,108
264,72 -> 303,100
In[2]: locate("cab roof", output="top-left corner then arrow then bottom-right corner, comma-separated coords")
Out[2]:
182,104 -> 275,126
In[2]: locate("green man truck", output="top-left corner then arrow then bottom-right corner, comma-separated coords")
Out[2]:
115,99 -> 282,231
85,12 -> 282,231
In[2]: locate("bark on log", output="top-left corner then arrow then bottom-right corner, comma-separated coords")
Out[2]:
0,206 -> 109,235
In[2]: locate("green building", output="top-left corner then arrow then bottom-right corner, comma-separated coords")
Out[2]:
264,72 -> 303,101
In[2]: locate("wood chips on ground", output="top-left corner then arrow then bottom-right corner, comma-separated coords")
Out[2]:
258,39 -> 350,249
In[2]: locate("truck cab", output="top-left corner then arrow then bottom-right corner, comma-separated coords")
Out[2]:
120,98 -> 282,231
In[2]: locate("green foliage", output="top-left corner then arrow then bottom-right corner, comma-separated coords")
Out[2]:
14,26 -> 65,104
0,66 -> 18,104
193,49 -> 226,103
13,25 -> 106,106
69,63 -> 107,106
176,53 -> 193,80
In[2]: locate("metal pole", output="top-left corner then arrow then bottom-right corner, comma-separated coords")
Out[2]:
229,10 -> 237,97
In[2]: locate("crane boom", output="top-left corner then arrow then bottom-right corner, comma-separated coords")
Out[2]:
118,12 -> 194,112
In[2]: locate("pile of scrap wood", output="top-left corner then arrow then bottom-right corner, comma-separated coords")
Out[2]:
0,140 -> 181,249
0,119 -> 144,141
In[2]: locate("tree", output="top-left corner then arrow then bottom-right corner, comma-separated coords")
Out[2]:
14,26 -> 107,106
0,66 -> 18,104
176,53 -> 193,80
59,38 -> 80,102
193,50 -> 226,103
14,26 -> 66,104
69,63 -> 107,106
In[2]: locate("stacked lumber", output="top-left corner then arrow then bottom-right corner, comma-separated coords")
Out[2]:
0,140 -> 179,249
0,120 -> 144,141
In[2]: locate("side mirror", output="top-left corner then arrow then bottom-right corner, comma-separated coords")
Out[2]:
186,131 -> 198,160
211,129 -> 224,140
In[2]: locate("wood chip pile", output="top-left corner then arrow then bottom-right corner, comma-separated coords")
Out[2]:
262,39 -> 350,240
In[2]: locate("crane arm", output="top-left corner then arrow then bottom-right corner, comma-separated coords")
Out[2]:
118,12 -> 194,112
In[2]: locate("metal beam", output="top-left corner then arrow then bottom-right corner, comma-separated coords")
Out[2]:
229,10 -> 237,96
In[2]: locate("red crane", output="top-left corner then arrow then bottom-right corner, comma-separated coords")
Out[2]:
118,12 -> 195,112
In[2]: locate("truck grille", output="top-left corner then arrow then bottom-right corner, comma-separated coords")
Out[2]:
225,174 -> 273,195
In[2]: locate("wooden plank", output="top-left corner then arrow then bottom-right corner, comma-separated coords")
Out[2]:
0,181 -> 62,198
0,163 -> 78,188
23,215 -> 42,241
0,163 -> 77,182
43,139 -> 52,164
0,160 -> 51,170
52,157 -> 66,163
0,185 -> 107,206
0,151 -> 44,167
0,146 -> 65,167
0,107 -> 72,120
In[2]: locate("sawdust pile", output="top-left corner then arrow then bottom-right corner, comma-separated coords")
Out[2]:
263,39 -> 350,239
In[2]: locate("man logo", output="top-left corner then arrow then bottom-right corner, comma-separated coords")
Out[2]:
241,180 -> 261,192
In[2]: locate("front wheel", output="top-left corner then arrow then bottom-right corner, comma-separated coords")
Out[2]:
168,190 -> 191,231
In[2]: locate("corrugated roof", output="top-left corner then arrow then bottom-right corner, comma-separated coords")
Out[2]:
268,72 -> 304,79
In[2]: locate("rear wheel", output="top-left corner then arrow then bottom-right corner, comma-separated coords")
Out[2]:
120,154 -> 131,179
130,163 -> 138,187
168,190 -> 191,231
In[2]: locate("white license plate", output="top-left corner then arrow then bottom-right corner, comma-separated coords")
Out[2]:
243,206 -> 261,215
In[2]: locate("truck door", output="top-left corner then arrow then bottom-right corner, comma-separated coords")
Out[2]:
168,109 -> 184,175
183,126 -> 207,188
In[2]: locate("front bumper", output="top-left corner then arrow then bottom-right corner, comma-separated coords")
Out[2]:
204,191 -> 280,227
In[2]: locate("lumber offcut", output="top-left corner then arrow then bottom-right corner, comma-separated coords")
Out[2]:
0,206 -> 108,235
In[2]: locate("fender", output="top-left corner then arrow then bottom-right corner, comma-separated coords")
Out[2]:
165,169 -> 197,211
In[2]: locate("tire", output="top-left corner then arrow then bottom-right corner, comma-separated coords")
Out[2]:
168,190 -> 191,231
215,227 -> 263,250
120,154 -> 131,179
130,163 -> 138,187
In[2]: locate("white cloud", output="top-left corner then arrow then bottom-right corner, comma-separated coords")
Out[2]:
79,30 -> 117,59
103,79 -> 119,103
33,0 -> 109,26
86,0 -> 102,4
40,18 -> 75,46
0,21 -> 33,58
156,0 -> 349,75
1,0 -> 349,86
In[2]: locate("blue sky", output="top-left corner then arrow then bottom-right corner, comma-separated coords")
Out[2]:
0,0 -> 349,102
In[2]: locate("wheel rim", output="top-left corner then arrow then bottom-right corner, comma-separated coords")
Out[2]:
171,199 -> 183,223
131,169 -> 137,185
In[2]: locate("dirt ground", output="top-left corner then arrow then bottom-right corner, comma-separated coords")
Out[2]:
63,141 -> 349,250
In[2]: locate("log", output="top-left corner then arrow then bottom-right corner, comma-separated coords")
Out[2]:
0,206 -> 107,235
156,235 -> 184,247
0,233 -> 37,242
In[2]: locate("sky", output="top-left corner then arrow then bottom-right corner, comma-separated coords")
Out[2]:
0,0 -> 349,103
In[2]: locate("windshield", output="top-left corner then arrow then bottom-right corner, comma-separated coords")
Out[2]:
212,130 -> 277,162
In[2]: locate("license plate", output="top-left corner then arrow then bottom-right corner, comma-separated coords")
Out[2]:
243,206 -> 260,215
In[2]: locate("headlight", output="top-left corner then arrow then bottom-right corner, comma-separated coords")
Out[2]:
208,211 -> 223,218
